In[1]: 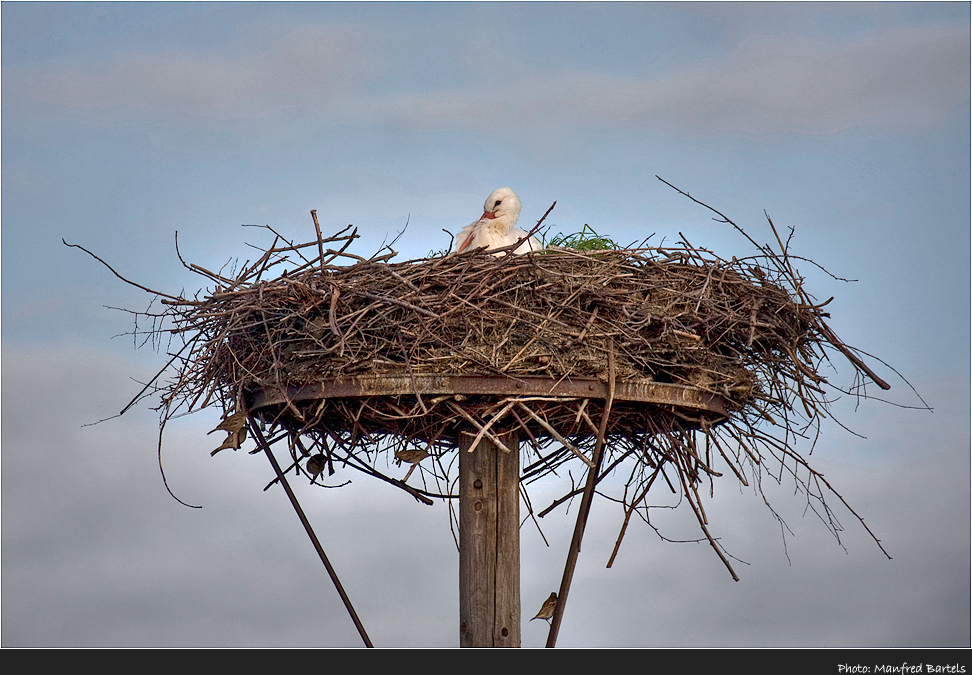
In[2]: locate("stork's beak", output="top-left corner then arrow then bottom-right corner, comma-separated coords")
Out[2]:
480,210 -> 497,220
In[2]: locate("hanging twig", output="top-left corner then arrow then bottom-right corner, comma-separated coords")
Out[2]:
546,337 -> 616,648
248,419 -> 374,647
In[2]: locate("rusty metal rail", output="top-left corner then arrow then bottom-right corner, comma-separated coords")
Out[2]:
248,374 -> 728,417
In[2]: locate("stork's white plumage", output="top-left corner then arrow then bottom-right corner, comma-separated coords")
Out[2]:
452,187 -> 542,256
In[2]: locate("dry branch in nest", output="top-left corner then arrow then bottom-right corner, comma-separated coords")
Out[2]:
74,199 -> 897,580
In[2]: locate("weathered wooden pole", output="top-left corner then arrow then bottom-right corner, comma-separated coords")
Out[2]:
458,430 -> 521,647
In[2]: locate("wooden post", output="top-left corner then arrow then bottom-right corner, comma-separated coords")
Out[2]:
458,431 -> 520,647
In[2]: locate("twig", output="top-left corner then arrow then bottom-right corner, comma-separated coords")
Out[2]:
546,337 -> 615,648
248,419 -> 374,647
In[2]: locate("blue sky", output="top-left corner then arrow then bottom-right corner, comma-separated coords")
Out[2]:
2,2 -> 969,648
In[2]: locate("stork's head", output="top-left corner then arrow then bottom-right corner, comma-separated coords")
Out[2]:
481,187 -> 521,227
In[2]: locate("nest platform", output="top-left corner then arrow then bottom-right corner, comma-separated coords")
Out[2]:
121,221 -> 892,576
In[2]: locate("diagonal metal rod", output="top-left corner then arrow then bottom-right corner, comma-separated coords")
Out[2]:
545,338 -> 615,648
248,419 -> 374,648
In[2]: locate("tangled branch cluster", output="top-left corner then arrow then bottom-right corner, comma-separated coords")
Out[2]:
81,205 -> 894,577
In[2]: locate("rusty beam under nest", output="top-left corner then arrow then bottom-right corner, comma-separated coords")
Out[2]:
247,374 -> 728,417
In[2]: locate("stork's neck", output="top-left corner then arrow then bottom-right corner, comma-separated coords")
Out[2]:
482,214 -> 515,234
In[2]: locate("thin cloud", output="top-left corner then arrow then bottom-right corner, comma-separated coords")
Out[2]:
8,23 -> 967,138
385,25 -> 970,136
12,24 -> 379,122
639,26 -> 972,134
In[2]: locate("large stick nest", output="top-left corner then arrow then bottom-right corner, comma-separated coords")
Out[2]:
82,203 -> 895,577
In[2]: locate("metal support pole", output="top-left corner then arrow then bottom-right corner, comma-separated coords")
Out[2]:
248,419 -> 374,648
546,338 -> 616,648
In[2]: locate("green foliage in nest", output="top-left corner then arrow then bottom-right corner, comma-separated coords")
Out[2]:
429,223 -> 620,257
542,224 -> 619,251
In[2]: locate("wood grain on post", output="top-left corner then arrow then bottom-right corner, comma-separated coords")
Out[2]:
458,431 -> 520,647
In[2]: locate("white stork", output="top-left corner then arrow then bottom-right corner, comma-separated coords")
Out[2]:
452,187 -> 542,256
